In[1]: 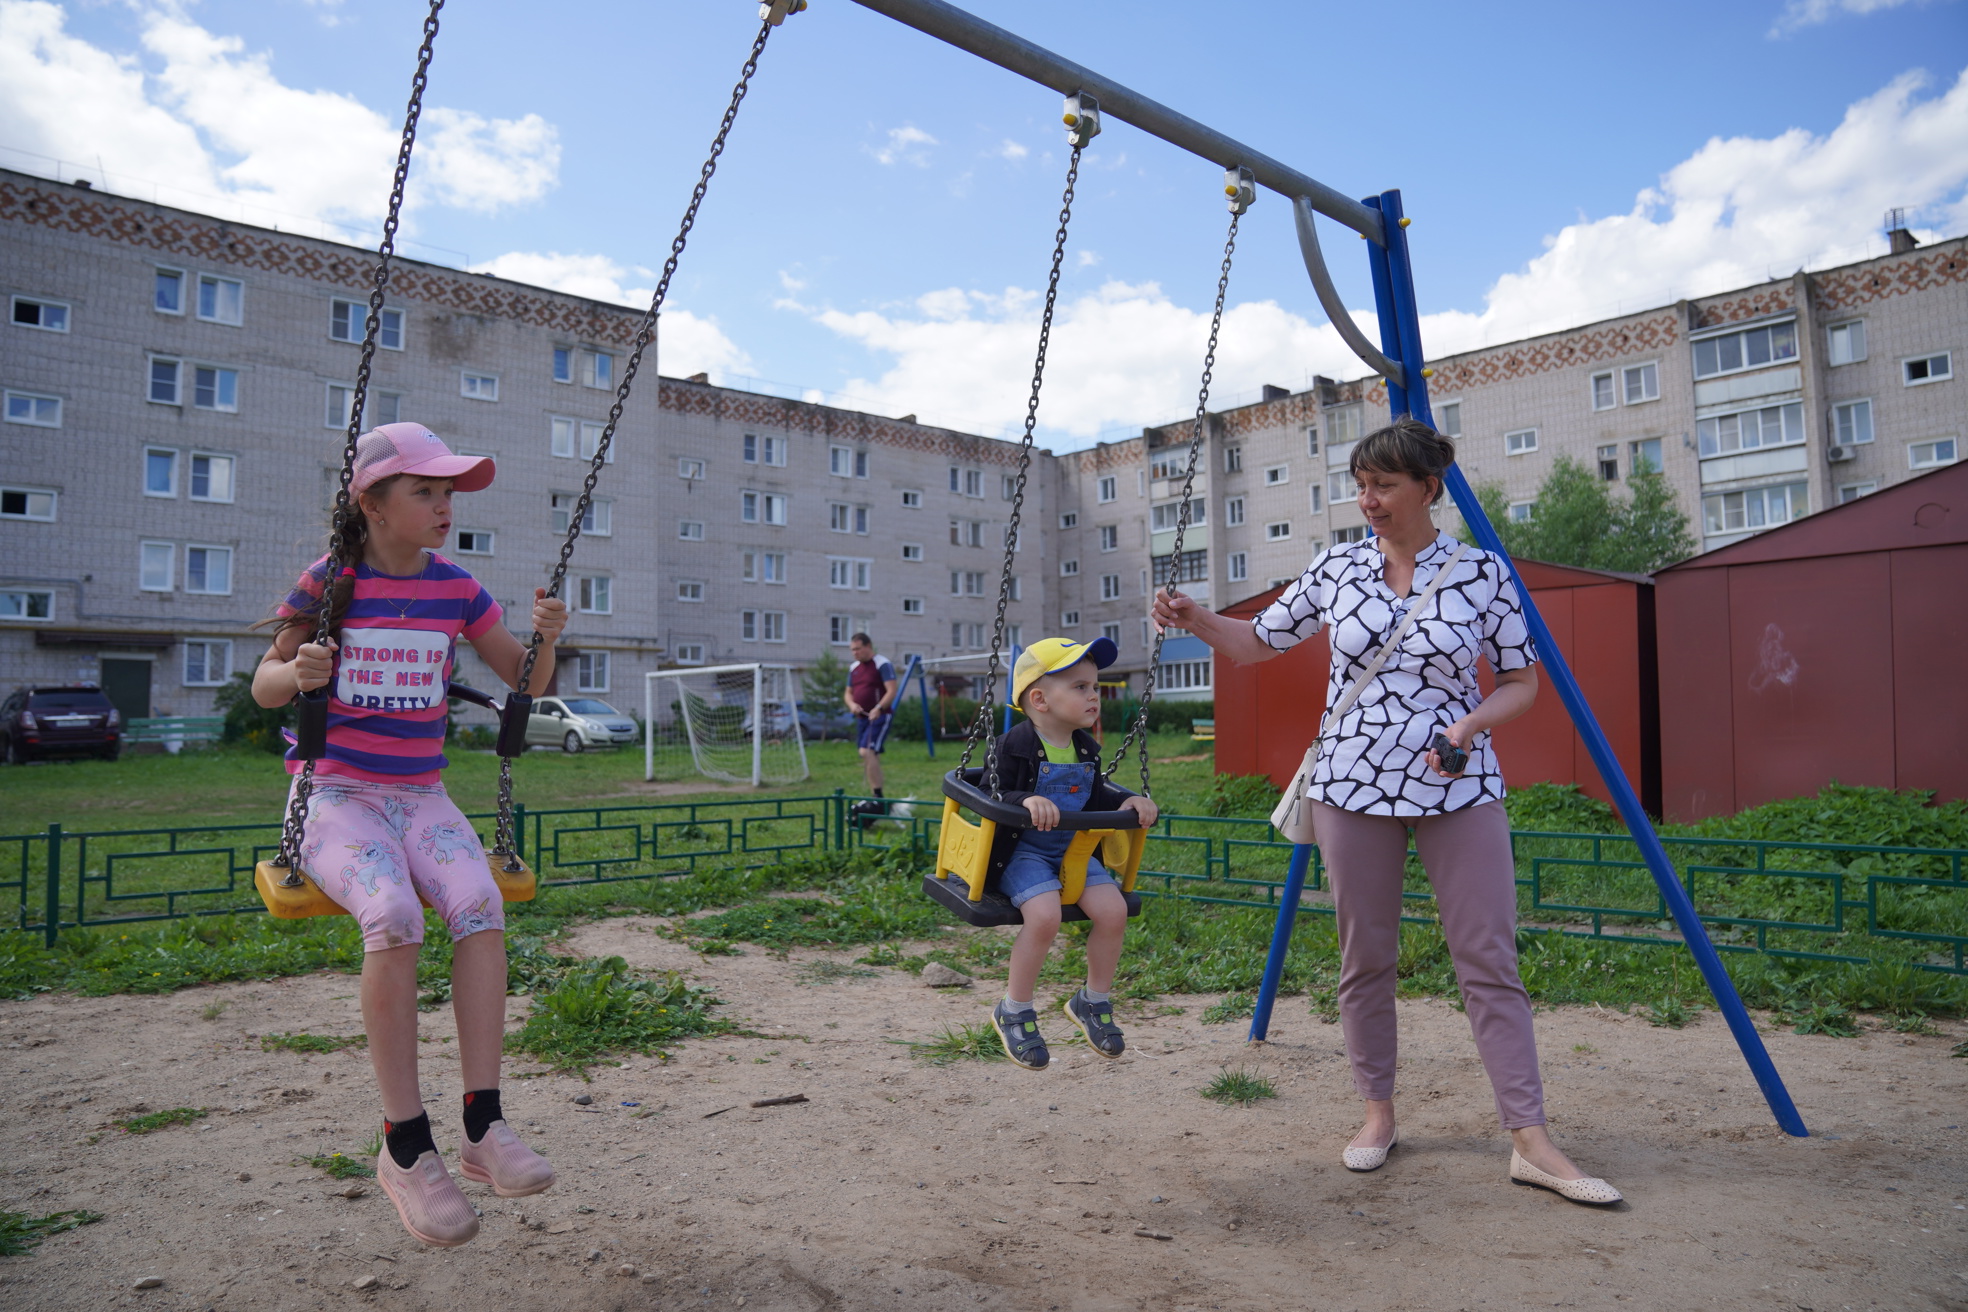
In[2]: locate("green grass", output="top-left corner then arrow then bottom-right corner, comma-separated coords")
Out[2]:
261,1031 -> 365,1054
1200,992 -> 1255,1024
301,1151 -> 375,1180
904,1021 -> 1008,1066
503,956 -> 727,1076
116,1107 -> 207,1134
0,1208 -> 103,1256
1202,1067 -> 1277,1107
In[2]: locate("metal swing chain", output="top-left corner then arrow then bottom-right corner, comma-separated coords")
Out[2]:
959,147 -> 1083,799
492,18 -> 779,864
1106,209 -> 1240,796
273,0 -> 446,875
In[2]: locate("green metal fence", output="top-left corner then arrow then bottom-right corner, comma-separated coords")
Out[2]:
3,792 -> 1963,974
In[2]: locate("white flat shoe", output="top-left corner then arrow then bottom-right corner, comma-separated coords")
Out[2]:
1509,1150 -> 1622,1205
1342,1130 -> 1398,1172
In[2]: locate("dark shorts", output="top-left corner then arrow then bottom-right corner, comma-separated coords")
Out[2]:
856,713 -> 893,753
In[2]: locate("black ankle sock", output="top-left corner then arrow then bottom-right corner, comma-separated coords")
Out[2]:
873,787 -> 884,798
384,1111 -> 436,1169
462,1088 -> 503,1144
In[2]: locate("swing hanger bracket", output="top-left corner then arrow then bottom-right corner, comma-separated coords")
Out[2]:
1224,165 -> 1256,216
759,0 -> 807,25
1062,92 -> 1101,147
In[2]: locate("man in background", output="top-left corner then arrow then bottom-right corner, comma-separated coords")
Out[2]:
845,633 -> 898,818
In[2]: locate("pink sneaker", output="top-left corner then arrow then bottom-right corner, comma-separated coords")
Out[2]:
375,1148 -> 481,1247
458,1120 -> 556,1198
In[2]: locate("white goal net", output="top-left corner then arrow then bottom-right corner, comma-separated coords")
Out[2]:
643,664 -> 809,786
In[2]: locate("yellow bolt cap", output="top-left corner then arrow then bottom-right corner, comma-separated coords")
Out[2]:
1399,217 -> 1412,228
1224,185 -> 1239,197
1421,367 -> 1435,378
1063,113 -> 1079,126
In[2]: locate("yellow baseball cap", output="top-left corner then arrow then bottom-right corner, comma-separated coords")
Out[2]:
1011,635 -> 1118,706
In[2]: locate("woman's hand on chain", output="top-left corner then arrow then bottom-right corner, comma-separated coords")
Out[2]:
1150,587 -> 1195,633
293,638 -> 338,693
531,588 -> 569,643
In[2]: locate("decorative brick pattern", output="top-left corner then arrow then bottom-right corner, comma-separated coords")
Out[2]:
1814,241 -> 1968,312
657,382 -> 1029,466
1690,286 -> 1794,329
1423,314 -> 1681,395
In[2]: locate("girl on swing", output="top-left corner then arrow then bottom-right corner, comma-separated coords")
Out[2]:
252,422 -> 563,1247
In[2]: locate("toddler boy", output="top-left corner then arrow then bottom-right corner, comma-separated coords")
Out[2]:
986,637 -> 1158,1069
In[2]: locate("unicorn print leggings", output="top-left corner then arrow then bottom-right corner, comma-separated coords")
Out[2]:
292,776 -> 506,953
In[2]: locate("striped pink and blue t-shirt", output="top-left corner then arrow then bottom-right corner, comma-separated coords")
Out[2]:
277,553 -> 503,784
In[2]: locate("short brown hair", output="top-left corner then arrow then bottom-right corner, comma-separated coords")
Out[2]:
1348,415 -> 1455,506
850,632 -> 872,647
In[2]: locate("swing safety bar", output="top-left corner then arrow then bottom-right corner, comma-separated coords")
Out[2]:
943,769 -> 1143,832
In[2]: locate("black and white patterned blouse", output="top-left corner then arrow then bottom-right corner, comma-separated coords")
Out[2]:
1252,531 -> 1537,816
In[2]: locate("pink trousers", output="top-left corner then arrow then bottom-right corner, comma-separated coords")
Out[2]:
1312,798 -> 1545,1129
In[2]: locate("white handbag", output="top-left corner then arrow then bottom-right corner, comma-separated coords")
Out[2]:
1268,544 -> 1470,844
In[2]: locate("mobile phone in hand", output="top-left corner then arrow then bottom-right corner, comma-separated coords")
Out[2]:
1431,732 -> 1468,775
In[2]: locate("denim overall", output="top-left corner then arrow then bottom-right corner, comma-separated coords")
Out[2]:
998,755 -> 1118,908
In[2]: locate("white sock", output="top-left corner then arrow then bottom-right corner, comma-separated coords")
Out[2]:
1003,996 -> 1034,1015
1081,987 -> 1111,1005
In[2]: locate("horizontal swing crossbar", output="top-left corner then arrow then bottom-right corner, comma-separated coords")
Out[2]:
846,0 -> 1383,244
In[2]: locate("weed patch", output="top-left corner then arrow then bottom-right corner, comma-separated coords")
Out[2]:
117,1107 -> 207,1135
904,1021 -> 1007,1066
505,956 -> 726,1075
261,1032 -> 365,1054
1202,1068 -> 1277,1107
1201,993 -> 1255,1025
795,960 -> 879,986
1790,1004 -> 1860,1037
301,1151 -> 374,1180
0,1209 -> 103,1256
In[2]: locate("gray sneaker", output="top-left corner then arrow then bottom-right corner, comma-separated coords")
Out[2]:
991,1001 -> 1050,1070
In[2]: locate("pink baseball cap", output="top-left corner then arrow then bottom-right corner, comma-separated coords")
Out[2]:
351,422 -> 495,493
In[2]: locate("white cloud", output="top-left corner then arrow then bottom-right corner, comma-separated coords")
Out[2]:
473,250 -> 755,383
994,138 -> 1028,161
0,1 -> 558,239
1076,250 -> 1101,268
796,66 -> 1968,447
868,125 -> 937,167
1769,0 -> 1931,36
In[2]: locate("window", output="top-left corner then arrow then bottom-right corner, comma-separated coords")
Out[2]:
584,351 -> 614,390
1597,444 -> 1619,481
0,589 -> 53,622
1692,319 -> 1797,378
678,520 -> 705,541
676,580 -> 705,603
1630,437 -> 1663,474
741,491 -> 787,526
182,639 -> 231,687
10,296 -> 68,332
1703,482 -> 1806,535
1098,525 -> 1118,552
576,651 -> 610,692
196,275 -> 243,325
456,529 -> 494,555
1326,405 -> 1364,445
854,506 -> 870,535
3,390 -> 60,427
828,615 -> 855,645
1698,402 -> 1803,457
902,489 -> 923,509
141,542 -> 175,591
1151,549 -> 1208,585
191,366 -> 238,412
552,494 -> 612,536
951,571 -> 985,596
952,622 -> 986,649
1150,500 -> 1206,531
1591,372 -> 1616,411
461,372 -> 499,402
1904,353 -> 1953,386
553,347 -> 573,383
832,503 -> 853,533
675,644 -> 706,666
1262,464 -> 1290,487
1623,362 -> 1660,403
184,545 -> 232,595
1158,659 -> 1212,693
949,518 -> 984,547
1228,551 -> 1248,583
549,418 -> 612,462
0,486 -> 56,521
1100,622 -> 1122,647
1437,401 -> 1461,438
1838,481 -> 1877,504
901,542 -> 924,562
829,445 -> 857,477
1149,453 -> 1189,480
1224,495 -> 1245,526
1331,525 -> 1368,545
828,558 -> 872,591
325,383 -> 383,430
1832,399 -> 1874,447
678,457 -> 706,480
1099,573 -> 1122,600
761,612 -> 786,643
1508,501 -> 1535,523
577,575 -> 613,614
1059,559 -> 1079,577
1307,485 -> 1324,514
742,551 -> 788,584
1826,321 -> 1867,366
189,453 -> 234,502
742,611 -> 758,641
1909,438 -> 1959,469
1222,446 -> 1243,473
1505,428 -> 1538,456
1001,474 -> 1018,500
148,357 -> 182,405
1008,624 -> 1024,649
154,268 -> 185,315
948,467 -> 984,498
144,448 -> 178,497
1097,475 -> 1118,503
1328,470 -> 1353,507
1265,521 -> 1291,541
1305,425 -> 1320,457
902,596 -> 925,616
1060,609 -> 1080,627
1058,511 -> 1078,529
329,301 -> 403,349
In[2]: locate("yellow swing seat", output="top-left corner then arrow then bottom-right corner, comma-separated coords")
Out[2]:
925,768 -> 1146,928
254,855 -> 536,921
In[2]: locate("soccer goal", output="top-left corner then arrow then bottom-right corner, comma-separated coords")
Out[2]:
643,664 -> 809,786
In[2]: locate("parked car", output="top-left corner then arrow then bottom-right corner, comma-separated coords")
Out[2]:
0,685 -> 122,763
525,696 -> 638,753
797,701 -> 860,741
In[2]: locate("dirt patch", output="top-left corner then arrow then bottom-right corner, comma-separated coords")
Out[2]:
0,921 -> 1963,1311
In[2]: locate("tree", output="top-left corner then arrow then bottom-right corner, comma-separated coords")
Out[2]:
1461,456 -> 1695,573
801,650 -> 849,708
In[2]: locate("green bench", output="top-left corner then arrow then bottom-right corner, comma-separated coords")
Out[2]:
1190,718 -> 1216,742
125,716 -> 225,747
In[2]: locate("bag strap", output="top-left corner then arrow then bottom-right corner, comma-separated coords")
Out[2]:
1318,542 -> 1470,738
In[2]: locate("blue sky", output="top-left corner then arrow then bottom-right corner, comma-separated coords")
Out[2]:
5,0 -> 1965,446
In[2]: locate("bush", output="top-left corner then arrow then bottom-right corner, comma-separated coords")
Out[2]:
1203,773 -> 1278,819
213,671 -> 292,754
889,695 -> 980,743
1102,697 -> 1212,734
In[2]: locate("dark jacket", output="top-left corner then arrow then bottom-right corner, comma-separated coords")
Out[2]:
987,719 -> 1135,814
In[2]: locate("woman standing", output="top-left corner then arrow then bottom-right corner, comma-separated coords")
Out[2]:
1153,416 -> 1621,1205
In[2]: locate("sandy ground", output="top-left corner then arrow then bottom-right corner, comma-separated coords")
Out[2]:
1,917 -> 1964,1312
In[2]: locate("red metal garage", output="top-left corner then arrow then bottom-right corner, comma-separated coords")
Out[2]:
1655,461 -> 1968,822
1213,558 -> 1657,811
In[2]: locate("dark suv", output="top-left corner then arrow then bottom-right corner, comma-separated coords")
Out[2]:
0,686 -> 123,763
